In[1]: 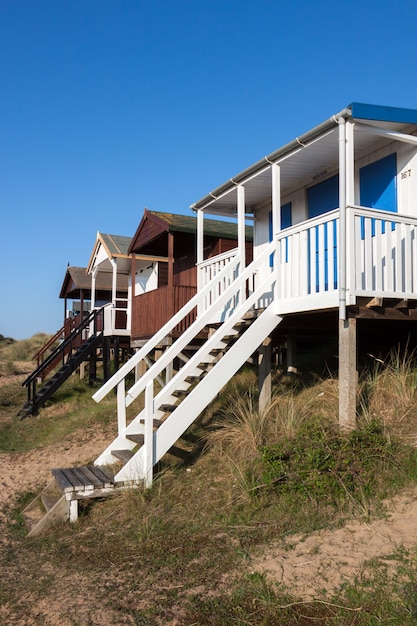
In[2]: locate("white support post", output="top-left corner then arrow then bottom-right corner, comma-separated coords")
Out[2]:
197,210 -> 204,311
271,163 -> 281,236
338,117 -> 357,430
69,499 -> 78,522
237,185 -> 246,268
345,119 -> 355,305
91,268 -> 97,311
271,163 -> 281,303
338,116 -> 347,321
237,185 -> 246,306
111,257 -> 118,306
117,379 -> 126,435
90,267 -> 98,337
144,381 -> 154,488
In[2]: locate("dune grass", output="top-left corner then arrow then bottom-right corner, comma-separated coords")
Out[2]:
2,347 -> 417,623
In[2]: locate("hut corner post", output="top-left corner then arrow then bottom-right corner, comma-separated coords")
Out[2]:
338,115 -> 357,430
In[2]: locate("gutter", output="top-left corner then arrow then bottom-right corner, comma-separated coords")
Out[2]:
191,107 -> 352,211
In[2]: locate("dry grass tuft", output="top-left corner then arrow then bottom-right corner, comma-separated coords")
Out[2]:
359,348 -> 417,444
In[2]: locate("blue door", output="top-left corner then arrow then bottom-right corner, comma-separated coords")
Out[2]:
360,153 -> 397,213
307,176 -> 339,291
360,153 -> 397,235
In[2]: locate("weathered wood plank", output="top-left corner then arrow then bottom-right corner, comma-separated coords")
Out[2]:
52,468 -> 76,493
52,466 -> 114,493
87,465 -> 114,488
80,465 -> 108,488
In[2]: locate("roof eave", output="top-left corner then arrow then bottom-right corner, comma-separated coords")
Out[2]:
190,107 -> 351,212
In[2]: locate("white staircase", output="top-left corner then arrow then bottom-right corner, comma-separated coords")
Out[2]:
92,241 -> 282,487
23,242 -> 284,535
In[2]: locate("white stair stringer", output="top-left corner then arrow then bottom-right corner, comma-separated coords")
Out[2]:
93,240 -> 280,480
113,304 -> 281,483
94,273 -> 274,468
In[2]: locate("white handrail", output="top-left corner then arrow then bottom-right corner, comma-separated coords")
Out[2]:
197,246 -> 238,269
93,252 -> 241,402
125,241 -> 276,405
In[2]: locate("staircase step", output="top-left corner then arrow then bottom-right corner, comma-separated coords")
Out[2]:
172,388 -> 188,398
23,479 -> 69,537
138,418 -> 163,428
41,493 -> 62,512
125,433 -> 190,461
126,433 -> 144,445
111,449 -> 134,463
159,403 -> 178,413
52,465 -> 114,493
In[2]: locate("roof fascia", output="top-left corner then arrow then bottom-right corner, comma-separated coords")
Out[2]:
350,102 -> 417,125
128,210 -> 171,254
128,209 -> 149,254
191,107 -> 351,212
86,232 -> 105,274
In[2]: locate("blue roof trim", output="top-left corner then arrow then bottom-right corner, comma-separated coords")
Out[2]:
350,102 -> 417,125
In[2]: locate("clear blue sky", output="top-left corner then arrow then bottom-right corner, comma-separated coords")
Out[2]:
2,0 -> 417,339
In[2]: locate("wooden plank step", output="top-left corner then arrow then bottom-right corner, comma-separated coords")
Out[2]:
111,449 -> 134,463
139,418 -> 163,428
172,388 -> 188,398
167,445 -> 190,460
52,465 -> 114,494
126,433 -> 144,444
125,433 -> 190,460
159,403 -> 178,413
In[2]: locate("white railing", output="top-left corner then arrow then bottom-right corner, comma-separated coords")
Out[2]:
102,299 -> 130,336
275,209 -> 340,314
197,247 -> 240,315
93,251 -> 243,404
94,241 -> 277,480
351,206 -> 417,298
273,205 -> 417,314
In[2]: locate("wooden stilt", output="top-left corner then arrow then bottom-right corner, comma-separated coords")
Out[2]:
286,332 -> 297,375
258,337 -> 272,413
339,317 -> 357,430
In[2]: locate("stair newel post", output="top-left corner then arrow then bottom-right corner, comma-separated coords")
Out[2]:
117,379 -> 127,436
144,381 -> 154,488
271,162 -> 281,306
237,184 -> 246,308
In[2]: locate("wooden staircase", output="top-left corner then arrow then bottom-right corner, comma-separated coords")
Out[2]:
18,309 -> 104,418
24,242 -> 282,534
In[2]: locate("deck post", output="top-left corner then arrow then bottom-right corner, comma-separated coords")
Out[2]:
338,317 -> 357,430
338,115 -> 356,430
144,381 -> 154,488
258,337 -> 272,413
271,163 -> 281,303
237,185 -> 246,306
286,332 -> 297,375
69,499 -> 78,522
90,267 -> 97,337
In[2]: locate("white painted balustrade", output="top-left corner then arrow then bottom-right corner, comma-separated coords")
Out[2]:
352,206 -> 417,298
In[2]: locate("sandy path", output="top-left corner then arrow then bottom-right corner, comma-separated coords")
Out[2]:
1,372 -> 417,604
251,490 -> 417,599
0,426 -> 113,523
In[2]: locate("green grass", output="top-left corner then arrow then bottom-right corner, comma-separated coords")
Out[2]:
2,348 -> 417,623
0,376 -> 116,452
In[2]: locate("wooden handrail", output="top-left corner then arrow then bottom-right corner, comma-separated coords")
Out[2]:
32,318 -> 74,367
